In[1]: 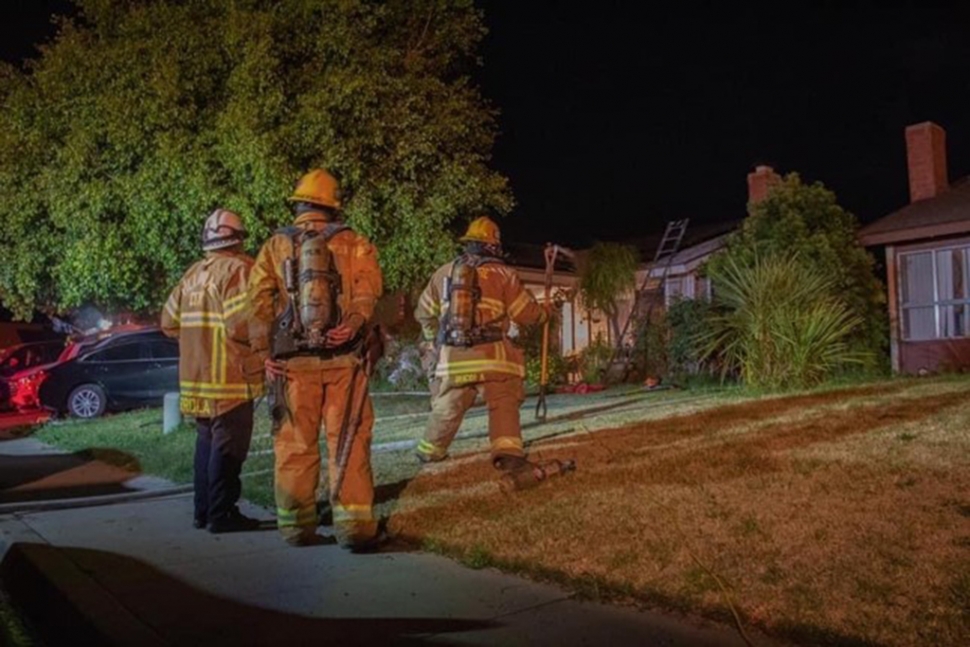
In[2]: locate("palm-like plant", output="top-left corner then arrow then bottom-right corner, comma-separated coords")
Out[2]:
700,253 -> 867,389
577,242 -> 639,344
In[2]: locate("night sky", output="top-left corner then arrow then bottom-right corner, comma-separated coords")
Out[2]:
5,1 -> 970,248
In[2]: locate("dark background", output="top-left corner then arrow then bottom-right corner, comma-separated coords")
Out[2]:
5,1 -> 970,247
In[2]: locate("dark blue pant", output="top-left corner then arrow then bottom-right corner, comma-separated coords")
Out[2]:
194,401 -> 254,524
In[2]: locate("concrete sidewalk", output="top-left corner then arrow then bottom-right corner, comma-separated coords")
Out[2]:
0,437 -> 778,646
0,434 -> 184,510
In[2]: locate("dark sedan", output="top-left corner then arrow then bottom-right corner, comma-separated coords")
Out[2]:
34,329 -> 179,418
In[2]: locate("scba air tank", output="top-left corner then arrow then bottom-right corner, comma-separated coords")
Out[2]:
445,260 -> 479,347
298,231 -> 338,347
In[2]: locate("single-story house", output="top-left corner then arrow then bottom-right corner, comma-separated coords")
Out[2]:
604,166 -> 778,346
859,121 -> 970,374
633,219 -> 740,308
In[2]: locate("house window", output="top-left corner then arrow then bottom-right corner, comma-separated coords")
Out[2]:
899,246 -> 970,340
561,301 -> 575,354
575,310 -> 590,351
695,276 -> 712,301
665,277 -> 685,306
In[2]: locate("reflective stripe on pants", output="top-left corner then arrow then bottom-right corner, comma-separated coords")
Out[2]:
421,376 -> 526,460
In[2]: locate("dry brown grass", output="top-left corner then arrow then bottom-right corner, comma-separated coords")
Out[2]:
388,378 -> 970,646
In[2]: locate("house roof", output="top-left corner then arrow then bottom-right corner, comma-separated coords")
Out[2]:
506,219 -> 740,275
647,233 -> 730,271
858,176 -> 970,246
504,242 -> 577,272
629,220 -> 739,261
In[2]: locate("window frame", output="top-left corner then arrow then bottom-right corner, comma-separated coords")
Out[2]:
81,341 -> 148,363
898,244 -> 970,341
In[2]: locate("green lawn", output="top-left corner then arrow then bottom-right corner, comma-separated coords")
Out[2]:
33,392 -> 436,508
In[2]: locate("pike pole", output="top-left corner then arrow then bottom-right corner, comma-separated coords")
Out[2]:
535,243 -> 572,421
535,244 -> 576,422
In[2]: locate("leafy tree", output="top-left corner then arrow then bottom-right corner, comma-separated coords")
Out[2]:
577,241 -> 638,345
706,173 -> 887,367
0,0 -> 510,319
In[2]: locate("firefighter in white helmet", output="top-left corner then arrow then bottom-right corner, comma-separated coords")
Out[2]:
414,216 -> 547,468
161,209 -> 265,533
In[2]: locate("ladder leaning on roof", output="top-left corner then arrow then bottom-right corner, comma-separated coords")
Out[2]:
604,218 -> 689,382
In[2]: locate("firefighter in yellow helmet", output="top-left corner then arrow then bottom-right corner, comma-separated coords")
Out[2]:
415,216 -> 548,468
161,209 -> 265,533
249,169 -> 384,549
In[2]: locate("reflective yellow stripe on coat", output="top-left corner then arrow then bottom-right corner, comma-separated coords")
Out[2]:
415,259 -> 543,383
160,250 -> 263,417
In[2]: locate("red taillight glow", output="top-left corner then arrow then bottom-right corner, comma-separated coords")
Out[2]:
12,370 -> 49,410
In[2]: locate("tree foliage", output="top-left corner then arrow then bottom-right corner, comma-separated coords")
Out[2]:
706,173 -> 887,365
0,0 -> 510,319
577,241 -> 638,343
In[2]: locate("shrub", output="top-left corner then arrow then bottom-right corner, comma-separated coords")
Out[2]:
706,173 -> 887,369
699,254 -> 867,390
519,315 -> 570,388
525,352 -> 571,389
665,297 -> 716,379
630,312 -> 669,380
578,334 -> 613,384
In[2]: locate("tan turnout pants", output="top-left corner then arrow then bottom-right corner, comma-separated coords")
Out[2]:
417,375 -> 526,461
274,356 -> 376,546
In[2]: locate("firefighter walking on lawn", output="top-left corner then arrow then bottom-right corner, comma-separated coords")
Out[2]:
249,169 -> 383,550
162,209 -> 264,534
415,216 -> 548,469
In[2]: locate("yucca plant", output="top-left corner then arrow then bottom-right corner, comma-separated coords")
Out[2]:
699,253 -> 868,390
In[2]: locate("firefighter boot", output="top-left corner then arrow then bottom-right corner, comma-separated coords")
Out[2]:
208,508 -> 261,534
493,454 -> 530,472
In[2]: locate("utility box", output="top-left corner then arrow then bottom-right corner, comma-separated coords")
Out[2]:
163,392 -> 182,434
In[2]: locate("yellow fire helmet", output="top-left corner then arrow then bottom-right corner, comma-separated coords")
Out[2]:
459,216 -> 501,246
288,168 -> 342,209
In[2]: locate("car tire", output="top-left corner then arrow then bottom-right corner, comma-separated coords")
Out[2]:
67,384 -> 107,419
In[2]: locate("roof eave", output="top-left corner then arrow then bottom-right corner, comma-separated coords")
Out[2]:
858,220 -> 970,247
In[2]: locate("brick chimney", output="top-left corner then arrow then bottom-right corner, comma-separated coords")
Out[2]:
905,122 -> 948,203
747,165 -> 781,204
